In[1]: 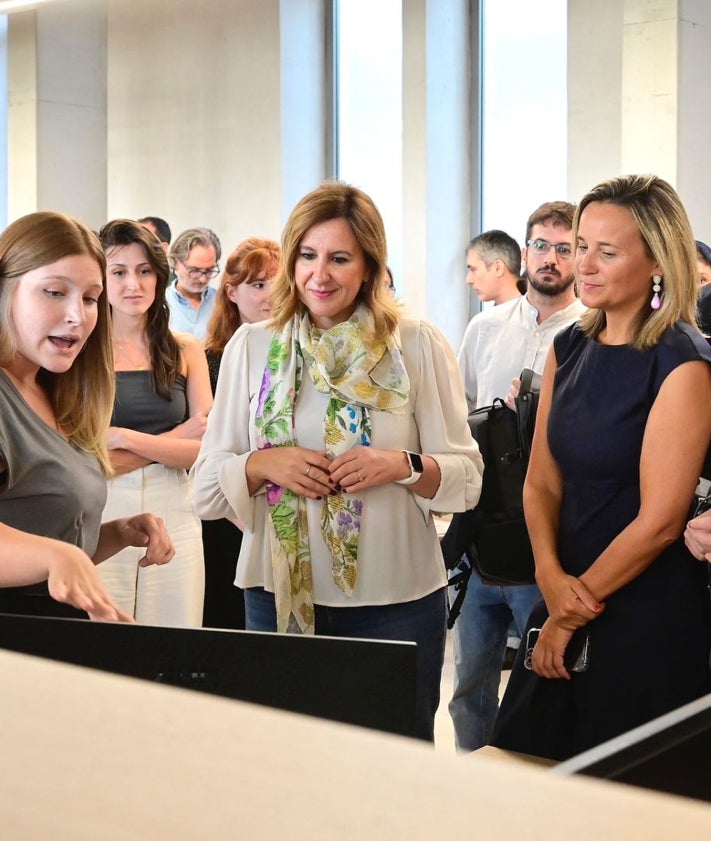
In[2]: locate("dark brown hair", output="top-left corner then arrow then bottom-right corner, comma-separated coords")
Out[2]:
99,219 -> 181,399
525,201 -> 576,243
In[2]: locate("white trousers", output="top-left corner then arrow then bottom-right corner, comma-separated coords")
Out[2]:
98,463 -> 205,627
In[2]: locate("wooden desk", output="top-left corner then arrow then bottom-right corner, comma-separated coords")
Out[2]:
1,648 -> 710,840
474,744 -> 558,768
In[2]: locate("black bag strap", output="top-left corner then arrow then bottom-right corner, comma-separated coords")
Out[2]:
446,555 -> 473,629
514,368 -> 542,469
441,508 -> 479,571
518,367 -> 541,396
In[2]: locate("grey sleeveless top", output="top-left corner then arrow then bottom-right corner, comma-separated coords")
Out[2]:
111,371 -> 188,434
0,370 -> 107,557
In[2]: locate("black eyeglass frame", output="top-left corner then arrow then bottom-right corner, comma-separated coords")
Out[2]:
180,260 -> 221,280
526,238 -> 573,258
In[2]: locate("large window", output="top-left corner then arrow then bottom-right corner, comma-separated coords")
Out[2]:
480,0 -> 567,247
330,0 -> 568,331
0,14 -> 7,229
334,0 -> 403,291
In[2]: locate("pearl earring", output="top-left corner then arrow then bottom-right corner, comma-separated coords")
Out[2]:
651,275 -> 662,310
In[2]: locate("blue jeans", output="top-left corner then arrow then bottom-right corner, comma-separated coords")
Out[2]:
245,587 -> 447,742
448,569 -> 541,752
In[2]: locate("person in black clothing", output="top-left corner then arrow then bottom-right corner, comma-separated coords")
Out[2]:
695,241 -> 711,336
492,174 -> 711,761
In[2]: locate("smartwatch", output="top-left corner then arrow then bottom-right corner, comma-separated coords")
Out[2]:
395,450 -> 424,485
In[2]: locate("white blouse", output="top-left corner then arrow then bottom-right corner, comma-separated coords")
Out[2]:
192,315 -> 483,607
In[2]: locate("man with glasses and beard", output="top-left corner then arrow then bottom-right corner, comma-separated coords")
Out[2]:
449,201 -> 586,752
167,227 -> 222,341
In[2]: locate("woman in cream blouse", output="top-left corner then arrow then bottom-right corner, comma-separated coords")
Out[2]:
193,182 -> 483,740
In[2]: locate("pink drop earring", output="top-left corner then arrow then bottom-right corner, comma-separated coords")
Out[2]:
651,275 -> 662,310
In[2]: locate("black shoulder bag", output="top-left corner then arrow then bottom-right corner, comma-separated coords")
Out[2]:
444,369 -> 541,628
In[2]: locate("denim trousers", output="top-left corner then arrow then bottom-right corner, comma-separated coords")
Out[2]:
245,586 -> 447,742
448,568 -> 541,752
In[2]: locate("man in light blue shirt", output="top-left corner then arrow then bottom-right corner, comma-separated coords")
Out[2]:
166,227 -> 222,341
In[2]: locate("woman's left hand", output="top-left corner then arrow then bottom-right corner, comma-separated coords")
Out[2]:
530,618 -> 575,680
684,510 -> 711,561
538,571 -> 603,628
117,514 -> 175,567
329,446 -> 406,491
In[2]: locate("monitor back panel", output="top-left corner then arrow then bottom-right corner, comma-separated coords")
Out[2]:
0,613 -> 417,738
554,693 -> 711,802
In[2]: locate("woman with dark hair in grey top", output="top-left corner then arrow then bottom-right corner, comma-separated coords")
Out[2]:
98,219 -> 212,626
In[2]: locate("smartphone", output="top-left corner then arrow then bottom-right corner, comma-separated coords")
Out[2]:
693,494 -> 711,518
564,628 -> 591,673
523,626 -> 590,673
523,627 -> 540,670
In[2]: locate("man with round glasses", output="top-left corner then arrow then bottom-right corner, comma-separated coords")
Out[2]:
450,201 -> 586,753
167,227 -> 222,341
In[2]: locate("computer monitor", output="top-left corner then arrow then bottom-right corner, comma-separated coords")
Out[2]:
553,692 -> 711,803
0,612 -> 417,738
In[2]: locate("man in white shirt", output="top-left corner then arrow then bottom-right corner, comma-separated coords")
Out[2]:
449,201 -> 586,752
465,229 -> 524,306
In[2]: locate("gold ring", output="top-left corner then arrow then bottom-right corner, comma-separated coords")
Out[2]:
305,465 -> 312,477
357,471 -> 363,483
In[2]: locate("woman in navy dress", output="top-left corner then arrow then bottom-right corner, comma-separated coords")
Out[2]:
491,174 -> 711,761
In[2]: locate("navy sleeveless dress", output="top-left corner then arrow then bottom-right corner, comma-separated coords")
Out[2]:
491,321 -> 711,760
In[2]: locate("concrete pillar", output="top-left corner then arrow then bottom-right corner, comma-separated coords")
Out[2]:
621,0 -> 679,181
676,0 -> 711,239
403,0 -> 474,349
7,0 -> 107,227
402,0 -> 428,321
568,0 -> 711,237
567,0 -> 624,202
279,0 -> 329,224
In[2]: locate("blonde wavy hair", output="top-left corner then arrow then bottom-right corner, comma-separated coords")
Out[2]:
0,212 -> 114,475
575,174 -> 699,350
270,182 -> 400,342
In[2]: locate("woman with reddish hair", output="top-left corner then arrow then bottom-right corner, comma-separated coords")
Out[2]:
201,237 -> 281,629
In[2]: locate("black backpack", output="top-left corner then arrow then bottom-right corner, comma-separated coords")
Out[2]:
443,370 -> 540,628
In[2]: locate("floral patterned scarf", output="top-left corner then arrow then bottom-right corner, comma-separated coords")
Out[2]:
255,304 -> 409,633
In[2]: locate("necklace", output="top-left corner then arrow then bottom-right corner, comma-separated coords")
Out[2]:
113,341 -> 150,371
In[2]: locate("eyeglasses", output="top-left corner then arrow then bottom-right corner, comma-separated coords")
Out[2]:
526,239 -> 573,259
181,261 -> 220,280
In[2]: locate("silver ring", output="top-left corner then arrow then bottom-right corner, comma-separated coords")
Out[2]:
305,465 -> 312,477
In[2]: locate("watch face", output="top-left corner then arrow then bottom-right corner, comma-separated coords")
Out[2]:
409,451 -> 424,473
